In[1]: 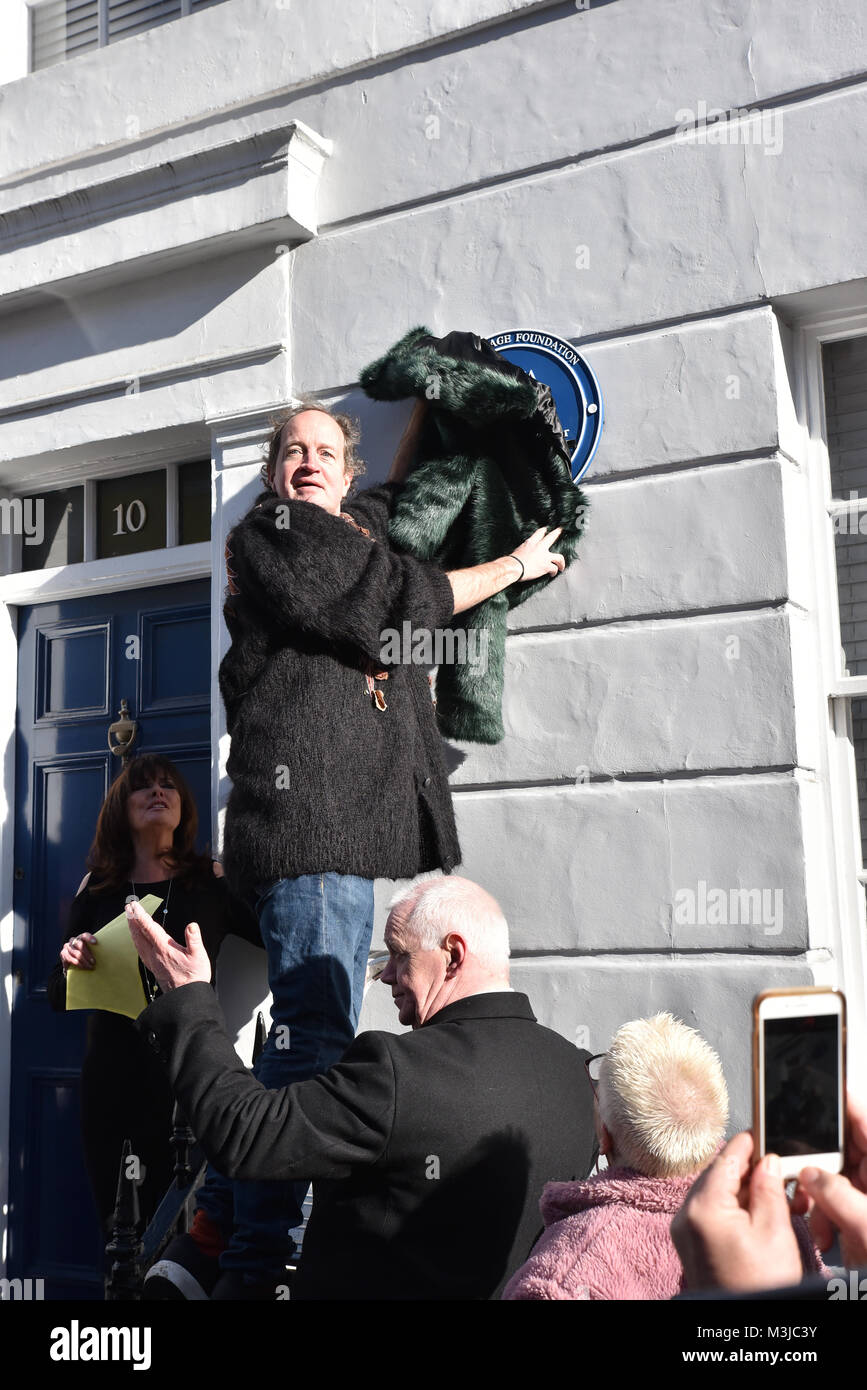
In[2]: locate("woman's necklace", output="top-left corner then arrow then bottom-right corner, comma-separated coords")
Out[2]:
128,876 -> 173,1005
129,875 -> 173,924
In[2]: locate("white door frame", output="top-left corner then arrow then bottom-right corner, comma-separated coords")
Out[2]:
0,543 -> 212,1278
0,403 -> 274,1278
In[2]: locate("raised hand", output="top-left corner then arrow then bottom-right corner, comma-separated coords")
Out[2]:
125,898 -> 211,994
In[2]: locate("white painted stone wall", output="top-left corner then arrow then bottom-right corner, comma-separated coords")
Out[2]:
280,0 -> 867,1129
1,8 -> 866,1257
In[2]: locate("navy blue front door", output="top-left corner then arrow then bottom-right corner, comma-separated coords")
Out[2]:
9,579 -> 211,1299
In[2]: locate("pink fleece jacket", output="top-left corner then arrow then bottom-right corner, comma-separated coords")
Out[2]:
502,1166 -> 827,1301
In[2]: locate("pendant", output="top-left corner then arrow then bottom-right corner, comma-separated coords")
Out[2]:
365,672 -> 388,711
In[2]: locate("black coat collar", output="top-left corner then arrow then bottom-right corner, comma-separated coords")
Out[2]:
419,991 -> 536,1029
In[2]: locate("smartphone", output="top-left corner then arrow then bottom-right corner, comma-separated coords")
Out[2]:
752,987 -> 846,1181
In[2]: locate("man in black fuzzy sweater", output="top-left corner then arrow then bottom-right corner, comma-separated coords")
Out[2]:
168,400 -> 567,1300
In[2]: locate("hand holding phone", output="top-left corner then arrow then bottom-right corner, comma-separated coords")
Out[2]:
670,1131 -> 806,1291
798,1091 -> 867,1269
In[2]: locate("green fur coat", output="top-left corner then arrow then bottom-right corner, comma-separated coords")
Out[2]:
360,327 -> 588,744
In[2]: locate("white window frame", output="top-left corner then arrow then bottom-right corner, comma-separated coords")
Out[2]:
0,459 -> 215,578
795,306 -> 867,1088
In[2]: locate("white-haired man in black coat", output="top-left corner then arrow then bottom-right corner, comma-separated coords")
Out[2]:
128,876 -> 597,1300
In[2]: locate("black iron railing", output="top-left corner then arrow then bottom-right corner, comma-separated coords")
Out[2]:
104,1010 -> 267,1300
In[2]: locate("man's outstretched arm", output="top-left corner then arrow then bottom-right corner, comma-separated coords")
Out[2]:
127,903 -> 394,1183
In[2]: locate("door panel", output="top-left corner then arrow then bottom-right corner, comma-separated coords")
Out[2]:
9,579 -> 211,1299
141,606 -> 210,710
37,621 -> 111,724
31,759 -> 109,988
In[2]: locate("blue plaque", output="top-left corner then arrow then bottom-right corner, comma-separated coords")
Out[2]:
488,330 -> 603,482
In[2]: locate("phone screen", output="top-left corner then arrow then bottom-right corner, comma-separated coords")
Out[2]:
763,1014 -> 841,1157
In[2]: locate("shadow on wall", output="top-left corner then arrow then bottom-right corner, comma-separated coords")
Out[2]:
2,245 -> 273,379
215,935 -> 269,1055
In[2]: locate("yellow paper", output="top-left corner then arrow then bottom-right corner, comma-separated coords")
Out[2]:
65,893 -> 164,1020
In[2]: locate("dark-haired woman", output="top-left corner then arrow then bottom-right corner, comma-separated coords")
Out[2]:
47,754 -> 261,1238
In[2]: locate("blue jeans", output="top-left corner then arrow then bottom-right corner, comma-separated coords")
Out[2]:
196,873 -> 375,1281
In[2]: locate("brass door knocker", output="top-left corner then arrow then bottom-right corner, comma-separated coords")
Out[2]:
107,699 -> 139,766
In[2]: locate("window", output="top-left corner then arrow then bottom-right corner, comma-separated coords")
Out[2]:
30,0 -> 228,71
823,334 -> 867,866
18,486 -> 85,571
6,461 -> 210,573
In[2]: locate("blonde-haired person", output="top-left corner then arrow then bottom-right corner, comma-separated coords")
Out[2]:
503,1012 -> 826,1300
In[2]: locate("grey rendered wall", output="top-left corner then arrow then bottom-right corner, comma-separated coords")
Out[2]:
3,0 -> 866,1133
283,0 -> 867,1132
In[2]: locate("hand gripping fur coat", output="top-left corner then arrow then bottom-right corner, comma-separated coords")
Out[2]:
360,327 -> 589,744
